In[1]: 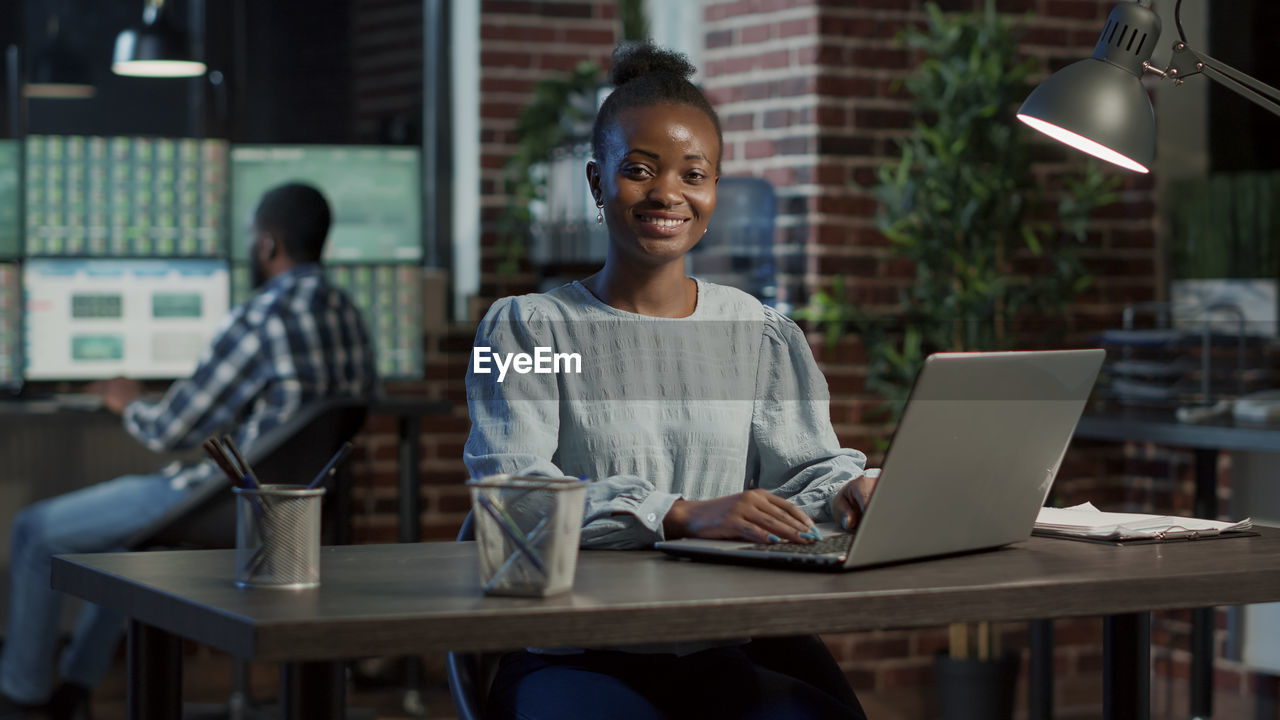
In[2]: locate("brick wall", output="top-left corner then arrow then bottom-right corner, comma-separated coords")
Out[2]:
343,0 -> 1267,716
701,0 -> 1161,451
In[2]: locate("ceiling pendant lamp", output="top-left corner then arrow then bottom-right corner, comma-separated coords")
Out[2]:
112,0 -> 206,79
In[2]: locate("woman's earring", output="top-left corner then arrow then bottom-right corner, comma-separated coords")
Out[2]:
595,200 -> 604,226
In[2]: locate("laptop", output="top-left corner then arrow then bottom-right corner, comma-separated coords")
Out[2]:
655,349 -> 1105,570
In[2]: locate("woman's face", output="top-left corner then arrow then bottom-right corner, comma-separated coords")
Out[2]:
588,103 -> 720,268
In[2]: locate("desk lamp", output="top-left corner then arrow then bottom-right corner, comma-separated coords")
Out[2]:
112,0 -> 206,78
1016,0 -> 1280,173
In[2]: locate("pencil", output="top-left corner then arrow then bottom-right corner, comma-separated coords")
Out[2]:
203,439 -> 244,487
307,442 -> 353,490
475,494 -> 547,574
221,435 -> 260,489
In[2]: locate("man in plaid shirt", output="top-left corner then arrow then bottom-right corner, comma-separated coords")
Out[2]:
0,183 -> 378,719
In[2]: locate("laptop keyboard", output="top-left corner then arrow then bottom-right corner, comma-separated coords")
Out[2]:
745,535 -> 852,555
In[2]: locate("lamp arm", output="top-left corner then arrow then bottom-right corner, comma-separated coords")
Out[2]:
1165,42 -> 1280,118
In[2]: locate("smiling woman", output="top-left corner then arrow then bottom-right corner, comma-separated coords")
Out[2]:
580,45 -> 723,317
587,103 -> 718,282
463,42 -> 871,720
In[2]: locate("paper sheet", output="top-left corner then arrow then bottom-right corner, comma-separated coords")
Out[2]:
1035,502 -> 1252,540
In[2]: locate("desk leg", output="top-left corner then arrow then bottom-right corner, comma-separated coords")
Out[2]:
1029,619 -> 1054,720
1190,448 -> 1218,720
281,661 -> 344,720
398,414 -> 422,543
396,415 -> 426,710
127,620 -> 181,720
1104,612 -> 1150,720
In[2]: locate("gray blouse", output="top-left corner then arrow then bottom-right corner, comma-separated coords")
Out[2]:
464,278 -> 868,550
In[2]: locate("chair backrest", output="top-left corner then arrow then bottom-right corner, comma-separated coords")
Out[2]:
457,510 -> 475,542
126,397 -> 370,550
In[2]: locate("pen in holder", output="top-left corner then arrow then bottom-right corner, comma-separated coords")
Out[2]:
203,437 -> 324,588
467,474 -> 587,597
233,484 -> 325,589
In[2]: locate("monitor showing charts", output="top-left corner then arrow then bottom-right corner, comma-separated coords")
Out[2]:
327,264 -> 423,378
23,259 -> 230,380
24,135 -> 227,258
0,141 -> 19,259
0,263 -> 20,387
230,145 -> 422,263
230,262 -> 423,379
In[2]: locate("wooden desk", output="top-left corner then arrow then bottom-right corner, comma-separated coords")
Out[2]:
1072,409 -> 1280,719
0,400 -> 199,490
53,529 -> 1280,720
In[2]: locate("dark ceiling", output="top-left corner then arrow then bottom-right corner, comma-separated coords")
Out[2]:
2,0 -> 358,143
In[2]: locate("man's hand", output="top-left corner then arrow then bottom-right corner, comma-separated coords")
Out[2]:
87,377 -> 143,415
832,469 -> 880,532
663,489 -> 818,544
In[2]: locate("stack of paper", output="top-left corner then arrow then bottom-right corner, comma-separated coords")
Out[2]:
1035,502 -> 1253,541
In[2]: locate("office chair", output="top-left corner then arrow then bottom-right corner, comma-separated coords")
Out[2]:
126,396 -> 370,550
445,511 -> 505,720
126,395 -> 370,720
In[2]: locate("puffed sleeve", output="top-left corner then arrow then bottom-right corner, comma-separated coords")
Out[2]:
747,307 -> 868,520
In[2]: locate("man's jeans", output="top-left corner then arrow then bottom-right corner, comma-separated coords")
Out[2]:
1,473 -> 192,704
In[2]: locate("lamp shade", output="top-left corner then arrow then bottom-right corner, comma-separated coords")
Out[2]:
112,3 -> 205,78
1017,58 -> 1155,173
1017,1 -> 1162,173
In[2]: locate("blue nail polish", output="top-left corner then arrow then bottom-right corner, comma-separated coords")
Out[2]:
767,534 -> 782,543
841,516 -> 850,530
809,525 -> 824,540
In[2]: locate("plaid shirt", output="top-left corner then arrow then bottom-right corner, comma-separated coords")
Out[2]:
123,263 -> 379,489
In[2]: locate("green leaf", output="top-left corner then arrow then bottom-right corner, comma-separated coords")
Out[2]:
1021,225 -> 1043,255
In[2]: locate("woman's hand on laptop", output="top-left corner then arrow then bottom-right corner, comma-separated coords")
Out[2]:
663,490 -> 818,544
833,469 -> 880,532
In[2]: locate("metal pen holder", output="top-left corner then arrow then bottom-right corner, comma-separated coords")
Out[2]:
233,484 -> 325,589
467,474 -> 587,597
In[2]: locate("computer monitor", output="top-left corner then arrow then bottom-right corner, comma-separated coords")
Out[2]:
230,262 -> 423,379
23,258 -> 230,380
230,145 -> 422,263
327,264 -> 423,379
24,135 -> 227,257
0,140 -> 18,259
0,263 -> 20,388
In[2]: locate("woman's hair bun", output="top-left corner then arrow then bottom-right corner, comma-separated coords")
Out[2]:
608,42 -> 696,88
